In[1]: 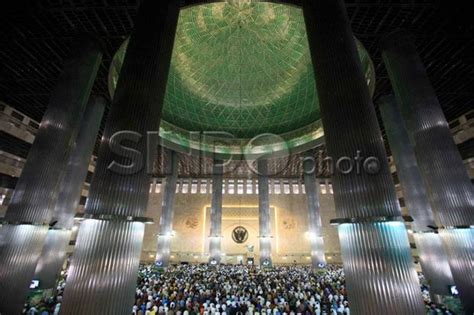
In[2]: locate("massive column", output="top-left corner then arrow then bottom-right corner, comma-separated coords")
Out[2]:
379,94 -> 454,297
208,159 -> 223,264
33,96 -> 106,290
382,31 -> 474,313
155,150 -> 178,268
59,1 -> 180,313
303,153 -> 326,269
0,36 -> 102,314
302,0 -> 424,313
257,159 -> 272,267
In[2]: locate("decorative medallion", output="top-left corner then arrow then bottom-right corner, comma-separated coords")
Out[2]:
184,216 -> 199,229
282,218 -> 296,230
232,226 -> 249,244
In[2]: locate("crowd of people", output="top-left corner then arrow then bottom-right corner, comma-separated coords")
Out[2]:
23,264 -> 458,314
134,264 -> 349,315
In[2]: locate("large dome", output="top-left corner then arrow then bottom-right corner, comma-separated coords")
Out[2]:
109,2 -> 375,157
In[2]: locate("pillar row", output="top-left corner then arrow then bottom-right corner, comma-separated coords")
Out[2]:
379,94 -> 454,297
302,0 -> 424,313
382,31 -> 474,313
33,96 -> 105,290
0,36 -> 102,314
59,1 -> 180,313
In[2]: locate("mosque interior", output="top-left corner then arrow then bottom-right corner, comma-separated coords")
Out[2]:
0,0 -> 473,314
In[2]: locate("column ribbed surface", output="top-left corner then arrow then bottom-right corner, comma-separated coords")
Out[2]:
33,229 -> 71,289
4,37 -> 102,224
382,31 -> 474,227
54,96 -> 106,229
302,0 -> 424,313
339,222 -> 424,314
379,95 -> 437,231
85,0 -> 179,218
0,225 -> 49,314
60,220 -> 144,314
413,233 -> 454,295
60,0 -> 180,312
439,229 -> 474,311
309,237 -> 325,269
382,31 -> 474,313
209,160 -> 223,263
257,159 -> 272,266
156,150 -> 178,267
33,96 -> 105,289
0,36 -> 102,315
303,155 -> 326,268
379,95 -> 453,295
302,0 -> 400,220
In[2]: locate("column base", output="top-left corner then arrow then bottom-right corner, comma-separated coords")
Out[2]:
34,229 -> 72,290
439,228 -> 474,314
0,224 -> 49,314
310,236 -> 326,269
60,219 -> 145,314
430,294 -> 444,305
338,221 -> 425,314
413,232 -> 453,295
209,237 -> 222,265
156,234 -> 172,268
259,236 -> 272,267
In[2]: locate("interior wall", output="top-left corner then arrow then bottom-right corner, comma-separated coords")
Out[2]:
141,179 -> 341,265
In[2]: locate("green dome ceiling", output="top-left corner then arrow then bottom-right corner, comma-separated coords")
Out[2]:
109,1 -> 375,156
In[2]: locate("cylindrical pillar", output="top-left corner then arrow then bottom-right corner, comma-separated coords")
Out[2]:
257,159 -> 272,267
33,96 -> 106,289
382,31 -> 474,313
0,36 -> 102,314
303,154 -> 326,269
379,95 -> 454,296
59,1 -> 180,313
208,159 -> 223,264
302,0 -> 424,313
156,150 -> 178,268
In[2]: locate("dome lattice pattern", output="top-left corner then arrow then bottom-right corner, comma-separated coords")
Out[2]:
109,1 -> 375,150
